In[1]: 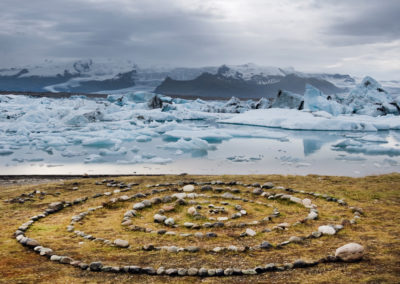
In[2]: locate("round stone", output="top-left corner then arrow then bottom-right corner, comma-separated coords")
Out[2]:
187,206 -> 197,215
318,225 -> 336,235
183,185 -> 195,192
154,214 -> 167,223
133,202 -> 145,210
114,239 -> 129,248
164,217 -> 175,226
187,268 -> 198,276
245,228 -> 256,236
89,261 -> 103,271
335,243 -> 364,262
260,241 -> 273,249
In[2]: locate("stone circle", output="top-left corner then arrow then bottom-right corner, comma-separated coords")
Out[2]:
13,179 -> 365,277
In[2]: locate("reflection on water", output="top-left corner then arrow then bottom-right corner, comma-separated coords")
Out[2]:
1,123 -> 400,177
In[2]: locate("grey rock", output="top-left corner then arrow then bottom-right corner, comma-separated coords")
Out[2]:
187,268 -> 198,276
89,261 -> 103,271
224,268 -> 233,275
335,243 -> 364,262
178,268 -> 188,276
198,267 -> 208,277
260,241 -> 273,249
242,269 -> 257,275
114,239 -> 129,248
165,268 -> 178,275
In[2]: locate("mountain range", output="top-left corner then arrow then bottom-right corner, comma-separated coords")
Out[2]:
1,59 -> 396,99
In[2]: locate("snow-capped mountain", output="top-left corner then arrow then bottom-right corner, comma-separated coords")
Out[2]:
0,59 -> 387,98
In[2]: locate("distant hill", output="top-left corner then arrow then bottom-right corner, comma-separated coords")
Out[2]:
155,69 -> 344,99
0,60 -> 351,96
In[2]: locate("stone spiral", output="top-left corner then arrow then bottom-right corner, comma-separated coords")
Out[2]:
14,179 -> 364,277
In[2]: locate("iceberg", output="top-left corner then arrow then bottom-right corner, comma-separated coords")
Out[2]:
303,84 -> 347,116
339,76 -> 400,116
332,139 -> 400,156
159,138 -> 217,152
219,108 -> 400,131
271,90 -> 303,109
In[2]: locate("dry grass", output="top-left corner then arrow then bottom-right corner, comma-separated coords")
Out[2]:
0,174 -> 399,284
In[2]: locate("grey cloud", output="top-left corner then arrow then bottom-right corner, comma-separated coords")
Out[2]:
0,0 -> 399,78
316,0 -> 400,44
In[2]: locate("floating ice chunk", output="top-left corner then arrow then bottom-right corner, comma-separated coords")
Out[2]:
159,138 -> 216,152
0,149 -> 13,155
84,154 -> 105,163
65,115 -> 89,126
335,155 -> 367,161
163,129 -> 231,143
136,135 -> 152,142
220,109 -> 400,131
99,147 -> 127,156
116,155 -> 172,164
271,90 -> 303,109
82,138 -> 120,148
358,134 -> 387,143
332,139 -> 400,156
341,76 -> 399,116
227,155 -> 263,162
45,136 -> 69,147
303,85 -> 347,116
61,150 -> 88,157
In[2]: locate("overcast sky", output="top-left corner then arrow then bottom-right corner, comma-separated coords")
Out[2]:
1,0 -> 399,79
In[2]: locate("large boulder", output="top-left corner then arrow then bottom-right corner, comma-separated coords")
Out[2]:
335,243 -> 364,262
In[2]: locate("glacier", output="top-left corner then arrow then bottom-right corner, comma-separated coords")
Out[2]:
1,74 -> 400,175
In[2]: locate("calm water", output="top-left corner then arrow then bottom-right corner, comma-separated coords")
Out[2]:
1,122 -> 399,176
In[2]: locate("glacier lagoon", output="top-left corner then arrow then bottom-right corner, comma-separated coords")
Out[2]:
1,92 -> 399,177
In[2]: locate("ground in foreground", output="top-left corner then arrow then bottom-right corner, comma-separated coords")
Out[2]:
0,174 -> 399,283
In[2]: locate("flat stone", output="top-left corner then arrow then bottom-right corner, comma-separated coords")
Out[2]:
289,236 -> 303,243
178,268 -> 188,276
143,267 -> 156,275
121,220 -> 132,226
165,268 -> 178,275
262,182 -> 274,189
154,214 -> 167,223
318,225 -> 336,235
114,239 -> 129,248
187,206 -> 197,215
335,243 -> 364,262
162,205 -> 175,212
245,228 -> 256,236
198,267 -> 208,277
156,267 -> 165,275
186,246 -> 200,253
89,262 -> 103,271
133,202 -> 145,210
183,185 -> 195,192
260,241 -> 273,249
201,185 -> 213,191
25,238 -> 40,247
307,211 -> 318,220
59,257 -> 73,264
187,268 -> 198,276
242,269 -> 257,275
50,255 -> 61,261
164,217 -> 175,226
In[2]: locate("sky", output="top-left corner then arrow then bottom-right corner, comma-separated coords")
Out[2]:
1,0 -> 399,79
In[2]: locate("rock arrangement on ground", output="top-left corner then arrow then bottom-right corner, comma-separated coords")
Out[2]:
13,179 -> 365,277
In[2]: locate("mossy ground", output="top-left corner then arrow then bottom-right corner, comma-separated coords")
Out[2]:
0,174 -> 399,283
